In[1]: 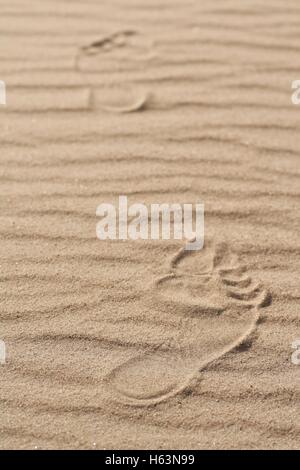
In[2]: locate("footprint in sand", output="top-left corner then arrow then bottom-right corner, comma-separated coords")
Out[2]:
75,30 -> 156,113
106,239 -> 271,406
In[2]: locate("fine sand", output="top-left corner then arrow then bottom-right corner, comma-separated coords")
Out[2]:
0,0 -> 299,450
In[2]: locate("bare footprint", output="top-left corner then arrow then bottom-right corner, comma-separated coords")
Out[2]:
75,30 -> 155,113
106,239 -> 270,406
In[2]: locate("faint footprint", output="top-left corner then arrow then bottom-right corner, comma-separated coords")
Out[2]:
106,239 -> 270,406
75,30 -> 155,113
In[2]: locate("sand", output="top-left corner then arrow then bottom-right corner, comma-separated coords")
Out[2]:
0,0 -> 299,450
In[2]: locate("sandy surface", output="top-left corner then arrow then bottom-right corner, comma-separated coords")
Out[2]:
0,0 -> 299,450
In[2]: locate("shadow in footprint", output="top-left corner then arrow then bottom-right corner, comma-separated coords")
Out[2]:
106,239 -> 271,406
